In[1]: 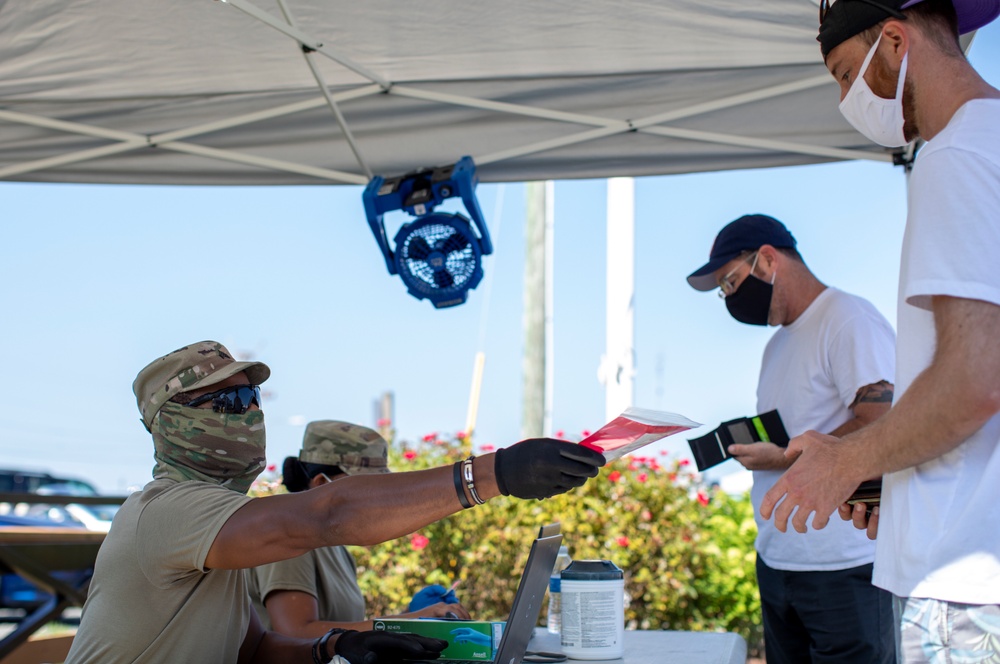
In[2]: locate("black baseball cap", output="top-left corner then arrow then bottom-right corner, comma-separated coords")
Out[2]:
819,0 -> 1000,58
687,214 -> 798,292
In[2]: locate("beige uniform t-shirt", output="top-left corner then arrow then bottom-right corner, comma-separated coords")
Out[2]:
65,479 -> 253,664
250,546 -> 366,629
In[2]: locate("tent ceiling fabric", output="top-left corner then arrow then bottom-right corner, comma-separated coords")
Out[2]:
0,0 -> 894,185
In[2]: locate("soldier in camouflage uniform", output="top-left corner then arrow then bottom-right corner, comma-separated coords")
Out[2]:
249,421 -> 471,639
66,341 -> 604,664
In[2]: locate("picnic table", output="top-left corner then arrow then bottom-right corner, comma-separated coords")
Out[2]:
0,493 -> 119,663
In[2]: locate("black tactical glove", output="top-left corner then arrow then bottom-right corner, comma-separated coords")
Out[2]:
334,630 -> 448,663
494,438 -> 606,500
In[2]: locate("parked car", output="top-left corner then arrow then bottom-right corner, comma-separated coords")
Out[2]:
0,469 -> 118,533
26,484 -> 119,533
0,468 -> 97,496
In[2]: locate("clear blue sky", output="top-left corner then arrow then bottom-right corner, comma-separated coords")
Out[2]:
2,23 -> 997,494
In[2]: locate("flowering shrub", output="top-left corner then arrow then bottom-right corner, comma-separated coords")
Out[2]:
250,431 -> 762,654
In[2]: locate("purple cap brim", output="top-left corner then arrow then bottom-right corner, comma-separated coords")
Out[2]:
903,0 -> 1000,33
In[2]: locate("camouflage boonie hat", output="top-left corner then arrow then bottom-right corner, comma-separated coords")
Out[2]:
133,340 -> 270,431
299,420 -> 391,475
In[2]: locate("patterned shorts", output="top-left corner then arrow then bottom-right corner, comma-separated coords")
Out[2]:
895,595 -> 1000,663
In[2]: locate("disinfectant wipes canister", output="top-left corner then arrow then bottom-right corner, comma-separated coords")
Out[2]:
559,560 -> 624,660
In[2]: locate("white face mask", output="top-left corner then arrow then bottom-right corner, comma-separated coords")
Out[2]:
838,33 -> 909,148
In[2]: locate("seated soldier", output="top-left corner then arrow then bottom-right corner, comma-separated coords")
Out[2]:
249,420 -> 472,638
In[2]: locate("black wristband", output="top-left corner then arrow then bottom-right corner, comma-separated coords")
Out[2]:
311,638 -> 325,664
315,627 -> 347,663
453,461 -> 473,509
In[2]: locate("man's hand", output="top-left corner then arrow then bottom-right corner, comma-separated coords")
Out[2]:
839,502 -> 879,540
334,630 -> 448,663
759,430 -> 865,533
728,442 -> 793,471
494,439 -> 605,500
403,601 -> 471,620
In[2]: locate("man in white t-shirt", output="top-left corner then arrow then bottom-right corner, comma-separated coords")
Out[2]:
688,214 -> 896,663
760,1 -> 1000,661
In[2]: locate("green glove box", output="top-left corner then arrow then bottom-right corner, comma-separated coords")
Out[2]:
371,618 -> 506,661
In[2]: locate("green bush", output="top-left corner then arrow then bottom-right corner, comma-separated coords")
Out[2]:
251,431 -> 763,654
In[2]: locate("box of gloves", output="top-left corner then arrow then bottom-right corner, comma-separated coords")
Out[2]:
371,618 -> 505,661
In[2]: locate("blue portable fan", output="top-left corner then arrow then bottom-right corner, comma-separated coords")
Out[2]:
363,156 -> 493,309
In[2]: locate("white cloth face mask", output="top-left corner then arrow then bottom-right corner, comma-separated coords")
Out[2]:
838,33 -> 909,148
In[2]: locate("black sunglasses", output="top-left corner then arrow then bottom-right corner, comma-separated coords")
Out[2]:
820,0 -> 907,25
186,384 -> 262,414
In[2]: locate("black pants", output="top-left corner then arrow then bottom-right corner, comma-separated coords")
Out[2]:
756,555 -> 895,664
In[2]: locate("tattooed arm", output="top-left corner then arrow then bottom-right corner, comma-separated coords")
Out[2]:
728,380 -> 894,472
830,380 -> 894,437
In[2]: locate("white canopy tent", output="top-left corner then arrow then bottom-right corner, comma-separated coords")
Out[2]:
0,0 -> 901,186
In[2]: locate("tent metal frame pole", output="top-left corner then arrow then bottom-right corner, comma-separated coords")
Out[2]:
643,126 -> 894,163
274,0 -> 374,179
152,85 -> 382,143
393,77 -> 889,165
0,108 -> 367,183
219,0 -> 391,90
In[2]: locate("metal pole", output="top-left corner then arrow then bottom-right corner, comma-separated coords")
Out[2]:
602,177 -> 636,421
521,182 -> 547,439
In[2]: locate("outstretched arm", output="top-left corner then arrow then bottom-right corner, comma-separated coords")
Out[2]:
207,440 -> 604,569
761,295 -> 1000,533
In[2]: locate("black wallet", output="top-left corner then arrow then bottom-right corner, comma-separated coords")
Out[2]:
687,410 -> 789,471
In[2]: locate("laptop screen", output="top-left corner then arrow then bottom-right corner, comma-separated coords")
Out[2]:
492,524 -> 563,664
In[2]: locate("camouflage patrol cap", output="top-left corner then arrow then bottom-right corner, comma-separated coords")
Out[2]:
300,420 -> 391,475
133,341 -> 270,430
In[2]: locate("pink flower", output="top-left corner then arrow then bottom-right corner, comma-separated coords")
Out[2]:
377,418 -> 392,427
555,430 -> 565,439
266,464 -> 276,472
581,430 -> 592,438
679,459 -> 690,467
607,470 -> 621,482
480,444 -> 495,452
411,534 -> 430,550
637,473 -> 648,483
659,450 -> 669,456
697,490 -> 710,506
616,536 -> 630,548
456,431 -> 468,439
422,433 -> 437,443
404,450 -> 417,460
641,509 -> 652,521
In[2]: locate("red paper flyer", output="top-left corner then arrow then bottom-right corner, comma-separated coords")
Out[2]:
579,407 -> 700,461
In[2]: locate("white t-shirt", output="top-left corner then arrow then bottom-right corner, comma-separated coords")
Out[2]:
872,99 -> 1000,604
755,287 -> 895,571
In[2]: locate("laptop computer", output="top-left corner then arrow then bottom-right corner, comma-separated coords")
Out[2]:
410,522 -> 564,664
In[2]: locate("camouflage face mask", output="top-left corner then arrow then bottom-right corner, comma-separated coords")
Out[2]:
151,402 -> 267,494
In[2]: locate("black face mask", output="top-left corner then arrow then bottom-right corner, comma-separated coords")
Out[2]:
725,273 -> 773,326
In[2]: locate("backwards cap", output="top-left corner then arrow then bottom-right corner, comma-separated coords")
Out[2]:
818,0 -> 1000,57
